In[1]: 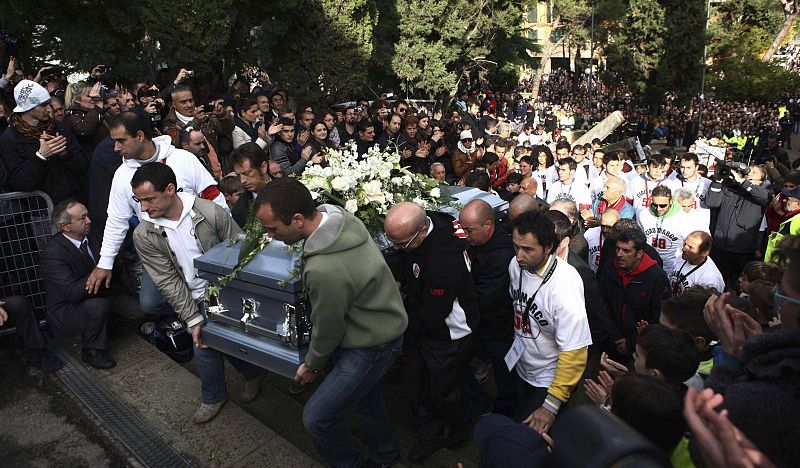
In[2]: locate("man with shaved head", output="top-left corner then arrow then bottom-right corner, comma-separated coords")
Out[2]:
669,230 -> 724,295
584,208 -> 621,272
509,194 -> 546,221
384,201 -> 479,462
459,200 -> 517,416
520,177 -> 550,211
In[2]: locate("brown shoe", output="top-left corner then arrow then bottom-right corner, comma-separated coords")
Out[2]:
191,398 -> 227,424
240,378 -> 261,403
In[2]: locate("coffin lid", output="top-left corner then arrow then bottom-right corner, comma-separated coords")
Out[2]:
194,238 -> 303,293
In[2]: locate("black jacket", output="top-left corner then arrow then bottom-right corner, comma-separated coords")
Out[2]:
567,251 -> 613,353
394,211 -> 480,340
468,223 -> 515,341
705,179 -> 768,253
39,233 -> 127,318
0,121 -> 87,204
597,252 -> 671,355
703,331 -> 800,468
88,136 -> 122,237
231,191 -> 256,229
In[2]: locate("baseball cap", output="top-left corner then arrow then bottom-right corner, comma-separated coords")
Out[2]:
13,80 -> 51,113
782,185 -> 800,200
473,414 -> 549,468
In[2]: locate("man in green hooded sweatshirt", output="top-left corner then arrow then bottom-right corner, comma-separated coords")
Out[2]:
255,177 -> 408,468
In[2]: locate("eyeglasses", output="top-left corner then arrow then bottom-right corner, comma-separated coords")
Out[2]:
772,284 -> 800,318
391,226 -> 423,250
652,203 -> 669,208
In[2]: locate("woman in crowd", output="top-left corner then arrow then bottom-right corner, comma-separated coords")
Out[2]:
231,97 -> 271,150
397,115 -> 432,175
302,119 -> 333,167
63,81 -> 106,157
532,144 -> 554,199
322,110 -> 342,148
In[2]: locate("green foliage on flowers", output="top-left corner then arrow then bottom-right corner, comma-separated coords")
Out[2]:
203,206 -> 272,302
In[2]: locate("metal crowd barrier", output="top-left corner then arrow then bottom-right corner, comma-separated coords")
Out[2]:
0,191 -> 54,336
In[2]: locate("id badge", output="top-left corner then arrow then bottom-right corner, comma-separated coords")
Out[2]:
504,334 -> 526,371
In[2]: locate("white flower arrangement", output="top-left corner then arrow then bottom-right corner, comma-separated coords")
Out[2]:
299,142 -> 450,237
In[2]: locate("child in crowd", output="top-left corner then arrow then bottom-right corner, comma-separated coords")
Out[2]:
219,175 -> 245,211
660,286 -> 718,388
610,374 -> 685,461
503,172 -> 524,201
738,260 -> 784,296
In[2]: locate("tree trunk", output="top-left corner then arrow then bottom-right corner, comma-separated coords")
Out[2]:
531,16 -> 562,99
763,13 -> 796,62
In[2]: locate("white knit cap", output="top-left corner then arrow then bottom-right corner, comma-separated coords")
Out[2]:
459,129 -> 473,140
13,80 -> 51,113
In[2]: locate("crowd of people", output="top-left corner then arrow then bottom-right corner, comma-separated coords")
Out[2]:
0,53 -> 799,468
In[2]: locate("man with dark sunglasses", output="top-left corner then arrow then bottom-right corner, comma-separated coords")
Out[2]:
637,184 -> 703,277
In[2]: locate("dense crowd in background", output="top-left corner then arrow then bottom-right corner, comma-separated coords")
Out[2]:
0,53 -> 798,468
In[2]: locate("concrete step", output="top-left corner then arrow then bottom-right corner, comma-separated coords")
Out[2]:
82,332 -> 321,468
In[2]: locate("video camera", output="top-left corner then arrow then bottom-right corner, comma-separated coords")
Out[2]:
714,160 -> 750,181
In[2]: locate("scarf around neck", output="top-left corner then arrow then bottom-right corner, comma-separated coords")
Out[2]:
11,113 -> 55,140
234,115 -> 261,142
458,141 -> 476,154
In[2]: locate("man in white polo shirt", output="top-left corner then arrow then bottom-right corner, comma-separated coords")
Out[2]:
508,210 -> 591,435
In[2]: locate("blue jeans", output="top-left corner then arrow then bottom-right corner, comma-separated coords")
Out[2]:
195,346 -> 263,404
303,335 -> 403,468
139,268 -> 173,317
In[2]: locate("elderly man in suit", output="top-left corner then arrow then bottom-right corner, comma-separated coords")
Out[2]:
40,199 -> 143,369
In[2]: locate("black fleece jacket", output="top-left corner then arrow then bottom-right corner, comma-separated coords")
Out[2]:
468,223 -> 515,341
394,211 -> 480,340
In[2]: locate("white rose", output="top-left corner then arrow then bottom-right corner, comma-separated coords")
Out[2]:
430,187 -> 441,198
345,199 -> 359,213
412,197 -> 425,207
331,177 -> 349,192
402,175 -> 412,186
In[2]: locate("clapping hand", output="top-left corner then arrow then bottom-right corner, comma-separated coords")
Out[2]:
39,132 -> 67,158
684,388 -> 776,468
704,293 -> 762,358
600,351 -> 629,378
585,370 -> 615,405
297,129 -> 310,146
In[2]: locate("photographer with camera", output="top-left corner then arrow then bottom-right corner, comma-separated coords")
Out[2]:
63,80 -> 109,157
161,85 -> 232,178
759,133 -> 792,170
706,160 -> 769,290
135,85 -> 166,132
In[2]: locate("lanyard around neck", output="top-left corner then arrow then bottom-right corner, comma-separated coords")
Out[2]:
517,255 -> 558,339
